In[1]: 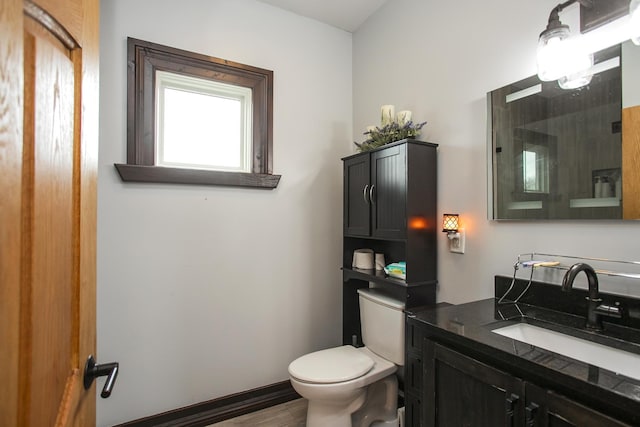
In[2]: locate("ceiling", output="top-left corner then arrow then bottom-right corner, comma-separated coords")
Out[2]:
256,0 -> 390,32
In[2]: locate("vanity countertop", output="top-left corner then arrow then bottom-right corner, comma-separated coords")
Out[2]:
408,295 -> 640,425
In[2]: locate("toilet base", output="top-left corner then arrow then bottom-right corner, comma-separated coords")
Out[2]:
305,390 -> 367,427
303,374 -> 399,427
352,374 -> 398,427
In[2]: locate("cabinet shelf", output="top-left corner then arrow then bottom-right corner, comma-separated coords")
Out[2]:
342,267 -> 435,287
569,197 -> 620,208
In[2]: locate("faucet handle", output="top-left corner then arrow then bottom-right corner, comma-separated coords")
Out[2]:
594,301 -> 623,319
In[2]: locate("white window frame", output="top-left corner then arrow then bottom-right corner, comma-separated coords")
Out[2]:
155,71 -> 253,173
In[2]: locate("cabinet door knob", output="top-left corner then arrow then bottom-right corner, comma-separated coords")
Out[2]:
363,184 -> 370,204
369,185 -> 376,204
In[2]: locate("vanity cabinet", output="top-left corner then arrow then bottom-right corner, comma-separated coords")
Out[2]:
342,139 -> 438,346
525,383 -> 630,427
424,342 -> 524,426
405,317 -> 631,427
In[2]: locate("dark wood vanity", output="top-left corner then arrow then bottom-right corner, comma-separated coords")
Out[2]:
404,277 -> 640,426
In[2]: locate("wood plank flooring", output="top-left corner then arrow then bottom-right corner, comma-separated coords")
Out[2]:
206,398 -> 307,427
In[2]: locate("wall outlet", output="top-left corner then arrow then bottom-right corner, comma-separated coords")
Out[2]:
449,229 -> 466,254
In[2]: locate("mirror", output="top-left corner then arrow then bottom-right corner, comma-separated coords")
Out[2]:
488,40 -> 640,220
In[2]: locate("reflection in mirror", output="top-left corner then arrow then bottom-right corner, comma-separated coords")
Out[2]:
488,41 -> 640,220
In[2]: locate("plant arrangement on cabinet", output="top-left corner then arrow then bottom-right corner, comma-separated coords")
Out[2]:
354,104 -> 427,152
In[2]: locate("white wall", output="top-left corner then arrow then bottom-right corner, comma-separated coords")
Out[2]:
354,0 -> 640,305
97,0 -> 352,425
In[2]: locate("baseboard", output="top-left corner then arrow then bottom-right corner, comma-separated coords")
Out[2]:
114,381 -> 300,427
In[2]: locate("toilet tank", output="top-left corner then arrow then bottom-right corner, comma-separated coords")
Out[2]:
357,288 -> 406,366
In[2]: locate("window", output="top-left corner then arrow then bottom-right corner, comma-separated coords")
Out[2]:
115,38 -> 280,188
522,144 -> 549,193
511,129 -> 555,198
155,71 -> 252,172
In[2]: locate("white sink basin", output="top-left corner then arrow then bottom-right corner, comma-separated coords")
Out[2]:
493,323 -> 640,380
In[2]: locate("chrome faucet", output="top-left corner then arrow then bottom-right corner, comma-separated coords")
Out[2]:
561,263 -> 622,330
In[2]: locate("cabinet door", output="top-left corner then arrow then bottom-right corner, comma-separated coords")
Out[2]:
424,341 -> 524,427
525,383 -> 631,427
405,391 -> 424,427
344,154 -> 371,236
371,144 -> 407,239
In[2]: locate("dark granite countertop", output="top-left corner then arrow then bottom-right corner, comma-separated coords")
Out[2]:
408,277 -> 640,425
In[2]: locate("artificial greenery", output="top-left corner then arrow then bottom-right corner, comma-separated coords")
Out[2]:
354,121 -> 427,152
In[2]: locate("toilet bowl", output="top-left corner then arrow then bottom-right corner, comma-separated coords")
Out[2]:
289,346 -> 398,427
288,289 -> 405,427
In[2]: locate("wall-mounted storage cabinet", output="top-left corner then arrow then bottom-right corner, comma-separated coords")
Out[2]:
342,139 -> 438,346
344,144 -> 407,239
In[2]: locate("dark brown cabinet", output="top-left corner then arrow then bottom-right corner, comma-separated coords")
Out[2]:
405,317 -> 631,427
525,384 -> 630,427
341,139 -> 438,346
344,143 -> 408,239
424,342 -> 525,427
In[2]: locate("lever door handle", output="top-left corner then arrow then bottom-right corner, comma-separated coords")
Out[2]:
84,355 -> 119,398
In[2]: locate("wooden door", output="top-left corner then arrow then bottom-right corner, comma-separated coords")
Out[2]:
0,0 -> 100,426
622,105 -> 640,219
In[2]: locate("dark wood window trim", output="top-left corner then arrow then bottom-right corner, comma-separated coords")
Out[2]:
115,37 -> 281,189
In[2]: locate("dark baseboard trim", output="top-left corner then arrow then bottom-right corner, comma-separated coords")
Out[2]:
114,381 -> 300,427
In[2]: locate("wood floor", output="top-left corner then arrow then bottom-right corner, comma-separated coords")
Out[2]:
207,398 -> 307,427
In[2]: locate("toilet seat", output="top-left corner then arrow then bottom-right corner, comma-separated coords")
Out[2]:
288,345 -> 374,383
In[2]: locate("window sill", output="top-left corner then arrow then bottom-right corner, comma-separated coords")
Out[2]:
114,164 -> 281,189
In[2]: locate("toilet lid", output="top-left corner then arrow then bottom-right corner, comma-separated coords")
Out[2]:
288,345 -> 374,384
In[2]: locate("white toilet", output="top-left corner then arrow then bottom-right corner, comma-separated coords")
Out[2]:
288,288 -> 405,427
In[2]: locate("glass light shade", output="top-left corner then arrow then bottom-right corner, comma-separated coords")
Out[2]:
442,214 -> 459,232
558,71 -> 593,89
537,25 -> 571,81
538,30 -> 593,82
558,60 -> 594,89
631,0 -> 640,45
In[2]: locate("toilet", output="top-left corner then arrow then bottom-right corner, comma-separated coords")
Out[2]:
288,288 -> 405,427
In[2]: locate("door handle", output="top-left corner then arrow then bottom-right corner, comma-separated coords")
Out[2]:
84,355 -> 119,398
363,184 -> 370,204
369,185 -> 376,204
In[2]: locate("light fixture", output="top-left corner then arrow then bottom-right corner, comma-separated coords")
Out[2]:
442,214 -> 465,254
558,67 -> 593,89
537,0 -> 639,89
537,0 -> 594,83
442,214 -> 459,232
